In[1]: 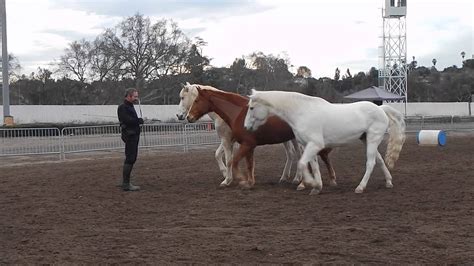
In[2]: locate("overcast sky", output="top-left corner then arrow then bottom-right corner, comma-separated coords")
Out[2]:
5,0 -> 474,78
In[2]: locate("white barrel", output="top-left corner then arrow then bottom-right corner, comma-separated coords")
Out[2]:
417,130 -> 447,146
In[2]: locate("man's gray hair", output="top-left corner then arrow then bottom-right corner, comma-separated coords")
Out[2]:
124,88 -> 138,97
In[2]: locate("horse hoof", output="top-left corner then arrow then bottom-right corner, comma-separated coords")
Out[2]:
309,188 -> 320,195
296,183 -> 305,191
329,180 -> 338,187
219,181 -> 229,187
355,187 -> 364,193
385,182 -> 393,189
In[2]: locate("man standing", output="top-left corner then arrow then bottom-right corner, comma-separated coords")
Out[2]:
117,88 -> 144,191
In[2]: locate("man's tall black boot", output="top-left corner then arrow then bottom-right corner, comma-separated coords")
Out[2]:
122,163 -> 140,191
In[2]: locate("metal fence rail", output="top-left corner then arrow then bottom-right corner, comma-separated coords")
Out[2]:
61,125 -> 123,157
405,115 -> 474,132
183,122 -> 218,152
0,127 -> 62,158
60,122 -> 220,158
141,123 -> 186,149
0,117 -> 473,160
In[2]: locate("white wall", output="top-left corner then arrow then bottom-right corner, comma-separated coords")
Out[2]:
0,105 -> 187,124
386,102 -> 474,116
1,102 -> 472,124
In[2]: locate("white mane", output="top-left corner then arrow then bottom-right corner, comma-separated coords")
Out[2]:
181,83 -> 220,101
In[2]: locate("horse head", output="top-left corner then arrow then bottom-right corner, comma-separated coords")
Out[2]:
244,90 -> 271,132
187,86 -> 212,123
177,82 -> 199,120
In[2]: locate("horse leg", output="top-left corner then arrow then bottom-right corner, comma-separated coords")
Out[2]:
245,148 -> 256,187
214,142 -> 227,180
220,155 -> 234,187
219,142 -> 234,188
298,142 -> 323,195
320,148 -> 337,186
376,151 -> 393,189
355,135 -> 383,193
232,144 -> 252,189
279,141 -> 294,183
292,140 -> 303,184
222,139 -> 234,179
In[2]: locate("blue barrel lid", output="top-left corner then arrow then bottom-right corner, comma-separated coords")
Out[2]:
438,130 -> 447,146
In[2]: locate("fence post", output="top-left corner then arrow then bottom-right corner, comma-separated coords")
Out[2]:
183,124 -> 189,152
60,128 -> 65,160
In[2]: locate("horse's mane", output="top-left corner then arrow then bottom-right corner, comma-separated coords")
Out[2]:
183,83 -> 220,100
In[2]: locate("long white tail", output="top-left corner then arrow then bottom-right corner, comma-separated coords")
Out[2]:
380,105 -> 406,169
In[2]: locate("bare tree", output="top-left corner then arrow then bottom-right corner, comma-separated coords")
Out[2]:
0,53 -> 22,80
103,14 -> 191,91
89,35 -> 122,82
58,39 -> 91,83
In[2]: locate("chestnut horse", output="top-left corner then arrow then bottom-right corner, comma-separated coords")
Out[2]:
186,86 -> 336,188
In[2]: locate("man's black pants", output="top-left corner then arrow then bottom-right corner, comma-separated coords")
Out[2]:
122,134 -> 140,165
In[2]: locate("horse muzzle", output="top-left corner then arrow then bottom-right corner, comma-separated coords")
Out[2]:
186,115 -> 196,123
176,113 -> 185,120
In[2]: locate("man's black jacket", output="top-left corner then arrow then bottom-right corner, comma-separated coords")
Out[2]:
117,100 -> 143,136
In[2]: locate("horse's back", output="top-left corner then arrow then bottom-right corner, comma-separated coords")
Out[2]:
328,101 -> 388,125
300,100 -> 389,146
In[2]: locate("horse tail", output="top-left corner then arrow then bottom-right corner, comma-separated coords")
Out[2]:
380,105 -> 406,169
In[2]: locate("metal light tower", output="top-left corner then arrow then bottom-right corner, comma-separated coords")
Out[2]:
1,0 -> 13,126
379,0 -> 407,104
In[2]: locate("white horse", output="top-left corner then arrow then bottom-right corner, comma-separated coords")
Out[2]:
244,89 -> 406,195
176,83 -> 304,186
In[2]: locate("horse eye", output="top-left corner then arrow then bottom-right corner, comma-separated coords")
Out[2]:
181,97 -> 184,100
249,107 -> 254,110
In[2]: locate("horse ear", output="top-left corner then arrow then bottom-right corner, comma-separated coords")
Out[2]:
196,85 -> 201,91
186,82 -> 191,86
181,85 -> 189,92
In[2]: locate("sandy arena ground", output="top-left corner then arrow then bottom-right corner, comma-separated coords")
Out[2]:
1,133 -> 473,264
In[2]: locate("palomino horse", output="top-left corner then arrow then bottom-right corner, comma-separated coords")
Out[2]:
177,83 -> 302,185
177,83 -> 235,182
186,86 -> 336,189
244,90 -> 406,194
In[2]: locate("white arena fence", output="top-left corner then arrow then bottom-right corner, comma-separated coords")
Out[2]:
0,117 -> 473,160
0,122 -> 219,160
